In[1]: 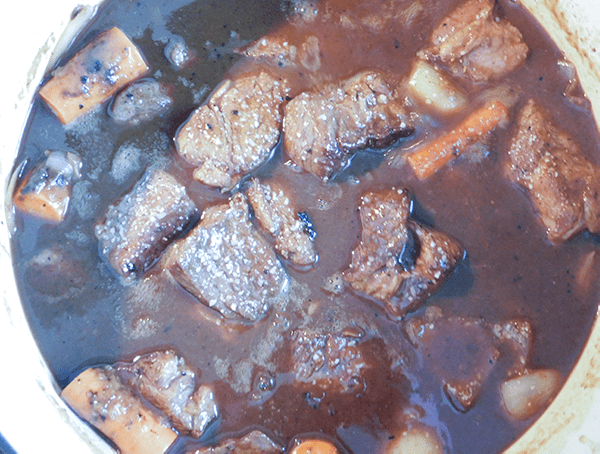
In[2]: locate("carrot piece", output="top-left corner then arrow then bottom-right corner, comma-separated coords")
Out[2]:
39,27 -> 149,124
13,150 -> 82,223
407,100 -> 509,179
61,367 -> 178,454
290,439 -> 339,454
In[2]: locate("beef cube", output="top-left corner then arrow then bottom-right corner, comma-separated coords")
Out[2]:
493,319 -> 532,376
343,188 -> 463,318
189,430 -> 283,453
406,306 -> 500,412
61,366 -> 178,454
176,72 -> 289,190
406,307 -> 537,412
242,34 -> 321,71
505,99 -> 600,242
419,0 -> 528,82
110,79 -> 173,125
95,169 -> 198,281
283,71 -> 414,180
166,193 -> 288,322
124,350 -> 218,437
247,178 -> 317,267
290,329 -> 368,392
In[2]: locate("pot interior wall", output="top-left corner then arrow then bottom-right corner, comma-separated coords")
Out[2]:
0,0 -> 599,452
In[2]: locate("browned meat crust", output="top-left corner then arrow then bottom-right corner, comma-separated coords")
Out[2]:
290,329 -> 369,392
247,178 -> 318,267
505,99 -> 600,242
406,306 -> 532,412
283,70 -> 414,180
343,188 -> 464,317
166,193 -> 288,322
95,169 -> 198,281
124,350 -> 218,437
419,0 -> 528,82
176,72 -> 289,190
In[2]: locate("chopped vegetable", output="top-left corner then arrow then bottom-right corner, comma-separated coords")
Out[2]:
39,27 -> 149,124
407,99 -> 509,179
13,150 -> 82,223
500,369 -> 561,420
61,367 -> 178,454
290,439 -> 340,454
406,60 -> 467,113
386,425 -> 444,454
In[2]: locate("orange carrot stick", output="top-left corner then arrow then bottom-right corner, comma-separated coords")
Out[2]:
39,27 -> 149,124
62,367 -> 178,454
408,100 -> 509,179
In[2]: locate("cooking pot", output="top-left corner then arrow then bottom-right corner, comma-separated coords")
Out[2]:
1,0 -> 599,452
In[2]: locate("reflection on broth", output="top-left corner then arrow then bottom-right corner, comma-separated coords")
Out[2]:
11,0 -> 600,452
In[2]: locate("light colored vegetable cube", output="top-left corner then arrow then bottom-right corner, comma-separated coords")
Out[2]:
386,425 -> 444,454
407,60 -> 466,113
501,369 -> 561,420
13,150 -> 82,223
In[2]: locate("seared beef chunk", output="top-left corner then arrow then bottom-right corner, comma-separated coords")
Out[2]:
95,169 -> 197,281
242,34 -> 321,71
247,178 -> 318,267
283,70 -> 414,180
189,430 -> 283,453
176,72 -> 289,190
406,307 -> 532,412
61,366 -> 178,454
343,188 -> 463,317
166,193 -> 288,322
419,0 -> 528,82
124,350 -> 218,437
492,320 -> 532,376
110,79 -> 172,125
505,99 -> 600,242
290,328 -> 368,392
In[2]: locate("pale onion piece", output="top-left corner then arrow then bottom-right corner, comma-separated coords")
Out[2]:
290,439 -> 340,454
407,60 -> 466,113
39,27 -> 149,124
386,425 -> 444,454
501,369 -> 561,420
13,150 -> 82,223
62,367 -> 177,454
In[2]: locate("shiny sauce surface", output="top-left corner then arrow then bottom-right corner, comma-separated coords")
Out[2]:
12,0 -> 600,452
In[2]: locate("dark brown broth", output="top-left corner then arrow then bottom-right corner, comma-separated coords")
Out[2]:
12,0 -> 600,453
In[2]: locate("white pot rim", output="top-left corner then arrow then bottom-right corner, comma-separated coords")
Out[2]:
1,1 -> 599,453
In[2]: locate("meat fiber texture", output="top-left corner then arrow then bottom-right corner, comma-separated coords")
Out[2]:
189,430 -> 283,453
247,178 -> 317,267
283,70 -> 414,180
505,99 -> 600,242
166,193 -> 288,322
419,0 -> 528,83
343,188 -> 464,318
123,350 -> 218,437
176,72 -> 289,191
61,366 -> 177,454
290,328 -> 369,393
95,169 -> 198,281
